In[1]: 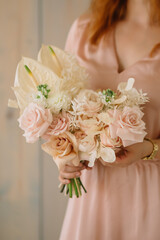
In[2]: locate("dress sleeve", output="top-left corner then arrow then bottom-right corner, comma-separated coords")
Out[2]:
64,19 -> 79,53
64,14 -> 90,54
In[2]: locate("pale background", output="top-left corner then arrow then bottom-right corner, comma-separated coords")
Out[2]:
0,0 -> 90,239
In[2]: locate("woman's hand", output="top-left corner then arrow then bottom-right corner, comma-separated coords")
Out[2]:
59,161 -> 92,184
98,139 -> 154,167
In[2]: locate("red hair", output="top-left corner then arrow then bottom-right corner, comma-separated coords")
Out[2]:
89,0 -> 160,45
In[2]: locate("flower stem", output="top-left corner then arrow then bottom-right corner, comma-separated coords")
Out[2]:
75,178 -> 82,196
60,184 -> 66,193
66,184 -> 69,195
59,178 -> 87,197
78,177 -> 87,193
73,179 -> 79,198
68,181 -> 72,198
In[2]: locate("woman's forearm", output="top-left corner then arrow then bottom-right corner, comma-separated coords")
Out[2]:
142,138 -> 160,160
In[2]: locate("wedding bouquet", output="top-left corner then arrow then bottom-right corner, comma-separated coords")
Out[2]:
8,45 -> 148,198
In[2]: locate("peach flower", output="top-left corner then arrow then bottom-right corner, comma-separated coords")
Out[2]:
42,111 -> 69,140
18,102 -> 52,143
74,130 -> 87,143
100,127 -> 122,148
78,135 -> 99,167
109,106 -> 147,147
41,131 -> 79,170
76,114 -> 103,136
72,89 -> 104,117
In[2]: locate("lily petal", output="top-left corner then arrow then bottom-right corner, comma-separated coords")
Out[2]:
125,78 -> 135,91
38,45 -> 62,77
13,57 -> 61,113
99,145 -> 116,163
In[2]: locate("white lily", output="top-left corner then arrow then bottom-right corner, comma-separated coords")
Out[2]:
118,77 -> 135,92
117,78 -> 148,107
8,57 -> 61,114
38,45 -> 87,97
38,45 -> 62,77
98,144 -> 116,163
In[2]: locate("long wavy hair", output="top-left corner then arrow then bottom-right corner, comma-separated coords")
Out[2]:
89,0 -> 160,44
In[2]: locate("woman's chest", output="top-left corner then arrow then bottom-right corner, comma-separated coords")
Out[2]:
114,22 -> 160,73
83,58 -> 160,109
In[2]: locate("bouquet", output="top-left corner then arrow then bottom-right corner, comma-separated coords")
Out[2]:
8,45 -> 148,198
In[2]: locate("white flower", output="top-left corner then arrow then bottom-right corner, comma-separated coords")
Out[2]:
118,78 -> 135,92
38,45 -> 87,98
29,91 -> 48,108
117,78 -> 149,107
47,91 -> 71,114
60,53 -> 87,97
97,112 -> 114,125
78,135 -> 99,167
98,144 -> 116,163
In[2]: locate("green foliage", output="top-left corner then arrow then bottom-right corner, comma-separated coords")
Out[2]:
37,84 -> 51,99
102,88 -> 115,103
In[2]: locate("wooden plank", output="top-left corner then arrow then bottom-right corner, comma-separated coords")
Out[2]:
0,0 -> 40,239
42,1 -> 90,239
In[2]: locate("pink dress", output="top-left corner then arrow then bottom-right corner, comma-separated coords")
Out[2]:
59,16 -> 160,240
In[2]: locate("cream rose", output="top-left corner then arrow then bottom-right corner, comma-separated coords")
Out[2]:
41,131 -> 79,170
72,89 -> 104,117
18,102 -> 52,143
78,136 -> 99,167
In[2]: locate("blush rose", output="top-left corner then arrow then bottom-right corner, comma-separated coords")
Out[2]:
42,111 -> 69,140
109,106 -> 147,147
18,102 -> 53,143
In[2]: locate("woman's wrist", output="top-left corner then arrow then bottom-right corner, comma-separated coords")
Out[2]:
141,138 -> 159,160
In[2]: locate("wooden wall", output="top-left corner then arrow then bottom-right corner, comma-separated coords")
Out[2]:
0,0 -> 90,239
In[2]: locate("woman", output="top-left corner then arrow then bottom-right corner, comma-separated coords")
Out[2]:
59,0 -> 160,239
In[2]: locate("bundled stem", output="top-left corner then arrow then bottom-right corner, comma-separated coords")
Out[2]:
60,177 -> 87,198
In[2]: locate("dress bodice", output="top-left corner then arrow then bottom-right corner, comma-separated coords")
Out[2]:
65,15 -> 160,139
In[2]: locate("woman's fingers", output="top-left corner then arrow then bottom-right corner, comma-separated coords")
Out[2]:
63,164 -> 86,173
58,175 -> 71,184
58,161 -> 93,184
83,161 -> 93,170
59,169 -> 81,181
